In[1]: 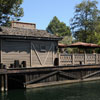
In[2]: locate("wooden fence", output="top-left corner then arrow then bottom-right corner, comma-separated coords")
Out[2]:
59,53 -> 100,66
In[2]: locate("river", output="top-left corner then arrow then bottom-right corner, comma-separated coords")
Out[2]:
0,81 -> 100,100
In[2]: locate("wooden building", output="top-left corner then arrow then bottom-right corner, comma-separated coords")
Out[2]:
1,25 -> 100,91
0,21 -> 61,68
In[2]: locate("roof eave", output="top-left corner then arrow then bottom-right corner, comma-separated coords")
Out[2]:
0,35 -> 62,41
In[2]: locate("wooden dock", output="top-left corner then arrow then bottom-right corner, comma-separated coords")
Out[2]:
0,64 -> 100,91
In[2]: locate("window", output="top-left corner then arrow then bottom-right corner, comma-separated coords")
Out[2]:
40,45 -> 46,52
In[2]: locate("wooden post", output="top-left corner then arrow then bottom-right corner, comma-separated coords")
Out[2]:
56,74 -> 59,81
0,39 -> 2,63
1,75 -> 4,91
0,63 -> 3,69
24,74 -> 28,88
52,44 -> 54,65
98,54 -> 100,64
58,53 -> 60,66
84,53 -> 87,65
30,41 -> 32,67
95,54 -> 98,64
4,74 -> 8,91
72,54 -> 74,65
80,71 -> 83,80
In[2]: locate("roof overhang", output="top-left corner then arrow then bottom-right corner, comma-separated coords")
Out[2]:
0,35 -> 62,41
67,42 -> 100,48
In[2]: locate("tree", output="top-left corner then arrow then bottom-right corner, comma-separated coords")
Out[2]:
59,36 -> 73,53
46,16 -> 71,37
59,36 -> 72,45
0,0 -> 24,26
70,0 -> 100,43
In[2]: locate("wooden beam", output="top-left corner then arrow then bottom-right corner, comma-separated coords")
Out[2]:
1,64 -> 99,75
52,43 -> 54,65
24,71 -> 58,85
83,70 -> 100,79
4,74 -> 8,91
58,53 -> 60,66
84,53 -> 87,65
72,54 -> 74,65
59,71 -> 78,79
43,43 -> 53,65
95,54 -> 98,64
32,43 -> 42,65
0,39 -> 2,63
1,75 -> 4,91
30,41 -> 32,67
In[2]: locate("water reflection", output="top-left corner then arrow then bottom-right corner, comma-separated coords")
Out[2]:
1,81 -> 100,100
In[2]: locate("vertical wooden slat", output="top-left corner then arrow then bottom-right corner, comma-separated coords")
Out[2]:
52,44 -> 54,65
58,53 -> 60,66
30,41 -> 32,67
72,54 -> 74,65
0,39 -> 2,63
43,43 -> 53,65
32,43 -> 42,65
98,54 -> 100,64
24,74 -> 28,88
1,75 -> 4,91
95,54 -> 98,64
5,74 -> 8,91
84,53 -> 87,65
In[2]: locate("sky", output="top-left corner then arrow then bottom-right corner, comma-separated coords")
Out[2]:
21,0 -> 100,30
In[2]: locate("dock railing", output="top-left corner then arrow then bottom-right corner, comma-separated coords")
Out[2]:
59,53 -> 100,66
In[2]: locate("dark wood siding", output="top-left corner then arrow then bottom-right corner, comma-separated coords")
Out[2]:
2,40 -> 30,68
1,39 -> 58,68
31,41 -> 57,67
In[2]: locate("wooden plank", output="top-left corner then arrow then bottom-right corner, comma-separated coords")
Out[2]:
24,71 -> 58,85
2,40 -> 30,67
60,53 -> 100,66
72,54 -> 74,65
58,53 -> 60,66
30,41 -> 32,67
31,42 -> 54,66
0,39 -> 2,63
95,54 -> 98,64
84,53 -> 87,65
52,43 -> 54,65
26,77 -> 100,88
59,71 -> 78,79
83,70 -> 100,79
32,43 -> 42,65
1,75 -> 4,91
43,43 -> 53,65
4,74 -> 8,91
3,64 -> 100,75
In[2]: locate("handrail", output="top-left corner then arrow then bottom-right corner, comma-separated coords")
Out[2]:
59,53 -> 100,66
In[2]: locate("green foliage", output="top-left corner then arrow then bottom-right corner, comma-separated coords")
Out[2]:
59,36 -> 72,45
71,0 -> 100,43
0,0 -> 24,26
59,36 -> 73,53
46,16 -> 71,37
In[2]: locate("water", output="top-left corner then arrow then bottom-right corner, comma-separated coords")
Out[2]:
1,81 -> 100,100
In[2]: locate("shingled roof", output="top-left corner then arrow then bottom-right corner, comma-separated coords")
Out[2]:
67,42 -> 100,48
0,26 -> 61,40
